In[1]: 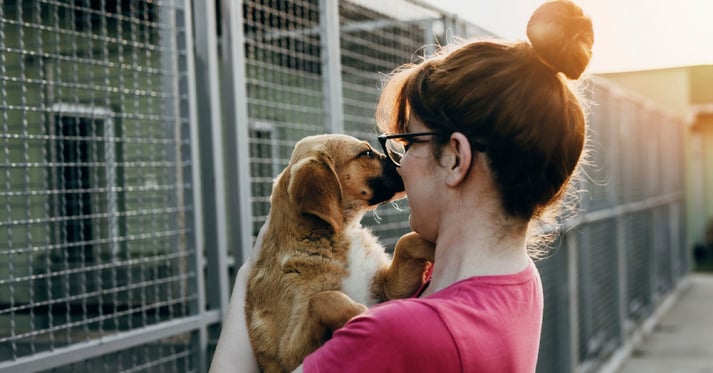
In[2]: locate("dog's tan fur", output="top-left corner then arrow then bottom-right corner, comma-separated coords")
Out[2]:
245,134 -> 434,372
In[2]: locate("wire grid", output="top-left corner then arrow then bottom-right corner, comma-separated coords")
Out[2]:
661,114 -> 685,194
577,218 -> 621,363
623,210 -> 652,323
0,0 -> 197,368
535,240 -> 571,373
653,205 -> 673,294
677,201 -> 688,277
659,114 -> 688,278
616,99 -> 647,204
243,0 -> 325,237
584,84 -> 619,211
37,332 -> 195,373
241,0 -> 467,248
339,0 -> 444,247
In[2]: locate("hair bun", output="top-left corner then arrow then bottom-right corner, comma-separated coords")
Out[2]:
526,0 -> 594,79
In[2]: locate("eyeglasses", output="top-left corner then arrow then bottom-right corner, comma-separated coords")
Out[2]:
377,132 -> 446,167
378,131 -> 487,167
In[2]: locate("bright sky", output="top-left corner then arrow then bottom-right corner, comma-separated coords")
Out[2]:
424,0 -> 713,73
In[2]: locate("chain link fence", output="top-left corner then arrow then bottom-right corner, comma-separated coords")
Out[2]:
0,0 -> 688,372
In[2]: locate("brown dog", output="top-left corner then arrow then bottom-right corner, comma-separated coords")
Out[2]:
245,134 -> 434,372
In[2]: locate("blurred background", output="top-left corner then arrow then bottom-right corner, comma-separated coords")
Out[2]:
0,0 -> 711,372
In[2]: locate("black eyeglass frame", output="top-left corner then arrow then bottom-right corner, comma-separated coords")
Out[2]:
377,131 -> 487,167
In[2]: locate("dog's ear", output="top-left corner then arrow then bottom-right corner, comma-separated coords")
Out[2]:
288,153 -> 343,232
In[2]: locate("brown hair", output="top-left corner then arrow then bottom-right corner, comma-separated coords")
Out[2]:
376,0 -> 594,221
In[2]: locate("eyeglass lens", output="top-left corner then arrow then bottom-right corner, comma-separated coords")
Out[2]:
385,139 -> 404,165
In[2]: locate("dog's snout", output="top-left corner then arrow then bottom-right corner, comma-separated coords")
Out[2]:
367,157 -> 405,205
382,156 -> 401,182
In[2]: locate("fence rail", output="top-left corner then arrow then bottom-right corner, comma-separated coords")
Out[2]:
0,1 -> 688,372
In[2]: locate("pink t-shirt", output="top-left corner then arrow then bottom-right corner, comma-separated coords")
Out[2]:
303,260 -> 543,373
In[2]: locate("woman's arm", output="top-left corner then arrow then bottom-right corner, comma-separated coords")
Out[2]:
208,261 -> 259,373
209,218 -> 270,373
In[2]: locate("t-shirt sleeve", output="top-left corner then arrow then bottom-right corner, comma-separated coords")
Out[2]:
302,299 -> 459,373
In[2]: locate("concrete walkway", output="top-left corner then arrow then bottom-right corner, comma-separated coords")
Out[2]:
616,273 -> 713,373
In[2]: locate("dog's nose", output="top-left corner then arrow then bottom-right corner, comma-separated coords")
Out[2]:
366,157 -> 405,205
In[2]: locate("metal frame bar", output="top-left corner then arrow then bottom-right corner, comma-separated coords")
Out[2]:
250,17 -> 434,42
566,232 -> 580,373
192,0 -> 232,327
319,0 -> 345,133
181,0 -> 212,371
569,192 -> 683,227
615,208 -> 628,343
0,312 -> 220,373
219,0 -> 254,268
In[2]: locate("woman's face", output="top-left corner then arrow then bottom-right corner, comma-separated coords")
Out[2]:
397,118 -> 446,242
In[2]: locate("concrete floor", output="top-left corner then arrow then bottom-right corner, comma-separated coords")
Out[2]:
616,273 -> 713,373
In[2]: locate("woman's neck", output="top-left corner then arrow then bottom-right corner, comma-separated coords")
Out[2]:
420,205 -> 531,297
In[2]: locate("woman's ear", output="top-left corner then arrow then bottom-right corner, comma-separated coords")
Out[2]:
445,132 -> 472,187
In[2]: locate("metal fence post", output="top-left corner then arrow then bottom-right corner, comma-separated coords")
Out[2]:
615,214 -> 628,342
179,1 -> 211,370
566,232 -> 580,373
192,0 -> 231,343
669,203 -> 681,281
219,0 -> 255,267
319,0 -> 344,133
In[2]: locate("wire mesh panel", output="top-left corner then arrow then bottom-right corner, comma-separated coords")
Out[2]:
660,115 -> 685,195
37,332 -> 195,373
641,109 -> 662,199
339,0 -> 442,247
659,114 -> 688,278
676,201 -> 688,277
0,0 -> 200,370
584,84 -> 618,211
653,205 -> 673,295
339,0 -> 434,140
577,218 -> 621,365
243,0 -> 325,238
623,210 -> 652,326
241,0 -> 490,248
572,79 -> 688,371
616,99 -> 647,205
535,240 -> 572,373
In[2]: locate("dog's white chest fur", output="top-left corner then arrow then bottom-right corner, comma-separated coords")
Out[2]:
340,222 -> 391,306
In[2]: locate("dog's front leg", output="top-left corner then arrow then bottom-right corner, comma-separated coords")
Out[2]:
372,232 -> 435,302
280,290 -> 366,371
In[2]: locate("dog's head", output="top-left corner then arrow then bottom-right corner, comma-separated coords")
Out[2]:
281,134 -> 404,233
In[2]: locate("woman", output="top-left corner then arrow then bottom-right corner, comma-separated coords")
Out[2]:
211,0 -> 593,371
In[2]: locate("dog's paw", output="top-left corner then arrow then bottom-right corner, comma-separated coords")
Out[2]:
311,290 -> 367,331
396,231 -> 435,263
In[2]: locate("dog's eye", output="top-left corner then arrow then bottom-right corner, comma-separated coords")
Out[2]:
360,150 -> 376,159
